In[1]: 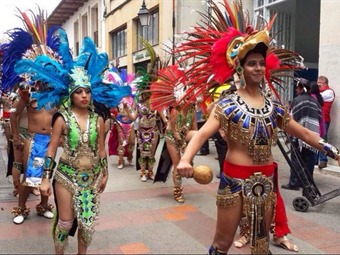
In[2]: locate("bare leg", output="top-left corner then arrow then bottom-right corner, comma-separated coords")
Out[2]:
54,182 -> 74,255
127,129 -> 135,164
77,230 -> 88,255
212,195 -> 243,252
166,140 -> 183,203
12,140 -> 24,196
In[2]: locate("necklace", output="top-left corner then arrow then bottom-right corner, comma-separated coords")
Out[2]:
72,111 -> 90,143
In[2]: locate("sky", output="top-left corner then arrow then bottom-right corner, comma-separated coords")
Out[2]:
0,0 -> 61,42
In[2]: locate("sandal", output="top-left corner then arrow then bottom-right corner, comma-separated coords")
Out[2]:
273,236 -> 298,252
233,235 -> 249,248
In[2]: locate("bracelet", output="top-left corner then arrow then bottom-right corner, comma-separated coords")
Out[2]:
43,156 -> 56,171
100,157 -> 108,176
319,139 -> 340,160
42,170 -> 53,179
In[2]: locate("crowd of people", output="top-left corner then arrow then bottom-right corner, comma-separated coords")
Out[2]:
0,1 -> 339,255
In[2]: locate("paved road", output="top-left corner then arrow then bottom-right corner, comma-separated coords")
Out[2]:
1,130 -> 340,254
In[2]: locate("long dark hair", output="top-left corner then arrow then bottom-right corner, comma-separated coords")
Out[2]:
310,81 -> 324,106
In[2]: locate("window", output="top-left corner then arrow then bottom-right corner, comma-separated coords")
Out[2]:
74,21 -> 79,55
82,14 -> 88,38
136,10 -> 159,50
91,6 -> 99,46
111,26 -> 127,58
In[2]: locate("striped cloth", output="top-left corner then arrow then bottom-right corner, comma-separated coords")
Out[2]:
290,92 -> 322,153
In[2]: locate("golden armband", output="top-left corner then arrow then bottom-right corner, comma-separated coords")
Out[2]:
100,157 -> 108,176
42,156 -> 56,179
319,139 -> 340,160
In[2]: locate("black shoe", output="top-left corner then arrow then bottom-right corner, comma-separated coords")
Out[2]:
281,184 -> 300,191
196,151 -> 209,156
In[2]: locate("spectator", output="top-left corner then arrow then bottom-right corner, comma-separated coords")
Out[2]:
317,76 -> 335,169
281,78 -> 322,190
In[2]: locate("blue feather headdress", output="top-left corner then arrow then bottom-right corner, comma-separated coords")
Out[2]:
15,33 -> 131,110
0,6 -> 62,94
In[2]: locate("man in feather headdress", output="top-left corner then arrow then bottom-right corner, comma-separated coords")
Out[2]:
10,80 -> 57,224
1,7 -> 61,224
152,1 -> 340,254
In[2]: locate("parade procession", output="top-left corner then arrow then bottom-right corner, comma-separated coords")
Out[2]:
1,0 -> 340,254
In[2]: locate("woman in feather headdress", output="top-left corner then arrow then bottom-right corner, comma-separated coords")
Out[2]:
150,64 -> 198,203
170,1 -> 340,254
105,65 -> 137,170
8,9 -> 130,252
31,38 -> 131,254
131,38 -> 169,182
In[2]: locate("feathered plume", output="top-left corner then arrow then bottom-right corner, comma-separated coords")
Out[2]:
150,65 -> 186,111
0,29 -> 33,92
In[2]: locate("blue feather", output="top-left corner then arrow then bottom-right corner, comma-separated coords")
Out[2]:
14,55 -> 70,109
1,28 -> 33,92
46,26 -> 61,52
55,28 -> 74,72
91,82 -> 131,108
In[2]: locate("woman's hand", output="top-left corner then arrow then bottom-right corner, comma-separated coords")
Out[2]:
98,175 -> 108,193
176,160 -> 194,178
40,179 -> 52,196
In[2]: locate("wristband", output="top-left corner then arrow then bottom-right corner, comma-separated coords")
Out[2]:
42,156 -> 56,179
42,170 -> 53,179
319,139 -> 340,160
44,156 -> 56,171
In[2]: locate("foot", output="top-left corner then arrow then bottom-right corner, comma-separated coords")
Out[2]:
318,162 -> 327,169
147,171 -> 154,180
118,160 -> 124,169
174,196 -> 185,203
42,210 -> 54,219
13,215 -> 25,224
273,236 -> 298,252
196,151 -> 209,156
233,235 -> 249,248
173,187 -> 185,203
281,184 -> 299,191
36,203 -> 54,219
12,206 -> 30,225
141,175 -> 147,182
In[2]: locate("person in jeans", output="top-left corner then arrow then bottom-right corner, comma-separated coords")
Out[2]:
317,76 -> 335,169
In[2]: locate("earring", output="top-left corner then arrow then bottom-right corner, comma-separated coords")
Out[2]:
234,58 -> 246,89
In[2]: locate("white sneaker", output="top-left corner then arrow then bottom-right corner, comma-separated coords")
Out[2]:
118,163 -> 124,169
43,211 -> 54,219
13,215 -> 25,224
141,175 -> 147,182
148,173 -> 154,180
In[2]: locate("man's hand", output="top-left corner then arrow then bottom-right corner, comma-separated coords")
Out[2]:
176,160 -> 194,178
40,179 -> 52,196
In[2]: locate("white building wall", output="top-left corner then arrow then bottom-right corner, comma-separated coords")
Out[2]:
319,0 -> 340,153
61,0 -> 104,54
